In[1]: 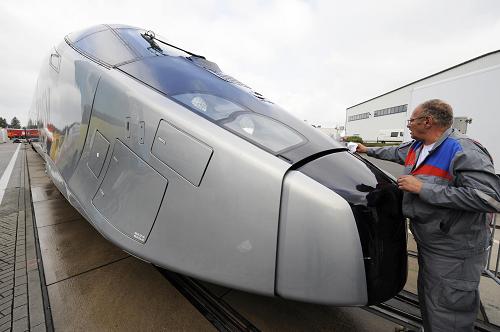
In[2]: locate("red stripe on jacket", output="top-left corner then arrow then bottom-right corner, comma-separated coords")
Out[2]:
405,148 -> 417,167
412,164 -> 452,180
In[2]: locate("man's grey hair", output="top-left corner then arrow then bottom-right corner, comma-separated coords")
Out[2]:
419,99 -> 454,128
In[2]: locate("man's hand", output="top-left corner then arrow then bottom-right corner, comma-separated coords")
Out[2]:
356,143 -> 368,153
397,175 -> 423,193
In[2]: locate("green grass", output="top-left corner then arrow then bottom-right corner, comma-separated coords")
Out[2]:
364,142 -> 401,147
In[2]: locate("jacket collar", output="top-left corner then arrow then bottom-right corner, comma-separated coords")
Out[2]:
409,127 -> 453,171
429,127 -> 453,152
412,127 -> 453,152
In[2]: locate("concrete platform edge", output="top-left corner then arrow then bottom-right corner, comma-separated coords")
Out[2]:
23,146 -> 53,331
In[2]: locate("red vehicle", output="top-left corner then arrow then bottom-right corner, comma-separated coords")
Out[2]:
7,129 -> 25,139
25,129 -> 40,140
6,129 -> 39,142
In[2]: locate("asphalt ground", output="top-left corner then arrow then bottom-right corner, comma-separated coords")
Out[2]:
0,143 -> 19,175
0,143 -> 21,205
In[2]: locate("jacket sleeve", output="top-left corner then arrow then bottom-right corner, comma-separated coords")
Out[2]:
418,143 -> 500,213
366,141 -> 412,165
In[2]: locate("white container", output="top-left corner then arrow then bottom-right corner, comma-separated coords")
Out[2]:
347,142 -> 358,153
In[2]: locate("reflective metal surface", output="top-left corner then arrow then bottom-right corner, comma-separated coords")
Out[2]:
277,170 -> 367,304
93,140 -> 168,243
298,152 -> 407,304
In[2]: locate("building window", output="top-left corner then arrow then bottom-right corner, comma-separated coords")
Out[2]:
348,112 -> 370,122
373,104 -> 407,117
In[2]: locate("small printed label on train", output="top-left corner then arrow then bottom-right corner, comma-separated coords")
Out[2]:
134,232 -> 146,242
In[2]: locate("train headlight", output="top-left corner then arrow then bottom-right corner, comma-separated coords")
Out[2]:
239,116 -> 255,135
191,96 -> 207,113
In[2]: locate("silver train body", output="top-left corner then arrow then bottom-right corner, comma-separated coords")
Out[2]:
29,24 -> 407,305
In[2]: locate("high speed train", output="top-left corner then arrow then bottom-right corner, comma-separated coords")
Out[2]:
29,24 -> 407,305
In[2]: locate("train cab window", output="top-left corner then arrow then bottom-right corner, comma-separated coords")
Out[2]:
73,29 -> 136,66
115,28 -> 190,58
224,113 -> 304,153
172,93 -> 244,120
66,25 -> 108,43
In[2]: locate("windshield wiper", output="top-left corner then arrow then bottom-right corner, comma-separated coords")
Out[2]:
141,30 -> 205,59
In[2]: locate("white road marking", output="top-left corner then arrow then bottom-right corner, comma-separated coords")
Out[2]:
0,144 -> 21,205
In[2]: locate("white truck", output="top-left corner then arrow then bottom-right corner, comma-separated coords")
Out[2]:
406,64 -> 500,173
377,129 -> 404,143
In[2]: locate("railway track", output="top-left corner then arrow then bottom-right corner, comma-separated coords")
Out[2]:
157,268 -> 260,332
159,267 -> 424,332
367,290 -> 500,332
160,270 -> 500,332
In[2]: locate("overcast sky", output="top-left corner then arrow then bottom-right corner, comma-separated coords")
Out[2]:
1,0 -> 499,128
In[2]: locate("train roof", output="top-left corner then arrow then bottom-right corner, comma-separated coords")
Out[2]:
65,24 -> 267,105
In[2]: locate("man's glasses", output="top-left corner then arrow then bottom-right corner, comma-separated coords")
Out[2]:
407,116 -> 427,124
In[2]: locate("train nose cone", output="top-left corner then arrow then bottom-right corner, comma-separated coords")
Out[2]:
276,151 -> 407,305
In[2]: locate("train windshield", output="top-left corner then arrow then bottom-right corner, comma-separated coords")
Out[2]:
172,93 -> 305,153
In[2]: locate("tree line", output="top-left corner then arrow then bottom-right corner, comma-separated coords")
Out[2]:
0,117 -> 22,129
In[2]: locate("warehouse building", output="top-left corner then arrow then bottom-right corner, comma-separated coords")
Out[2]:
345,50 -> 500,142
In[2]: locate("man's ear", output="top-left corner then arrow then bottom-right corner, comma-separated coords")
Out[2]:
424,117 -> 432,128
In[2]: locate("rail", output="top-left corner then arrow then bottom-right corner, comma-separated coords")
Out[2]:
408,213 -> 500,285
369,290 -> 500,332
485,213 -> 500,284
156,268 -> 260,332
385,215 -> 500,331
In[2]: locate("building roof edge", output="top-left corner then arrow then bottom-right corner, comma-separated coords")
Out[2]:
347,49 -> 500,110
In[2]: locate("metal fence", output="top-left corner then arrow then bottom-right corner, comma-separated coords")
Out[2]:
485,213 -> 500,284
406,213 -> 500,285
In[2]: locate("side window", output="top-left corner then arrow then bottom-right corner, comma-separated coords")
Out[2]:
73,29 -> 136,66
67,25 -> 108,44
